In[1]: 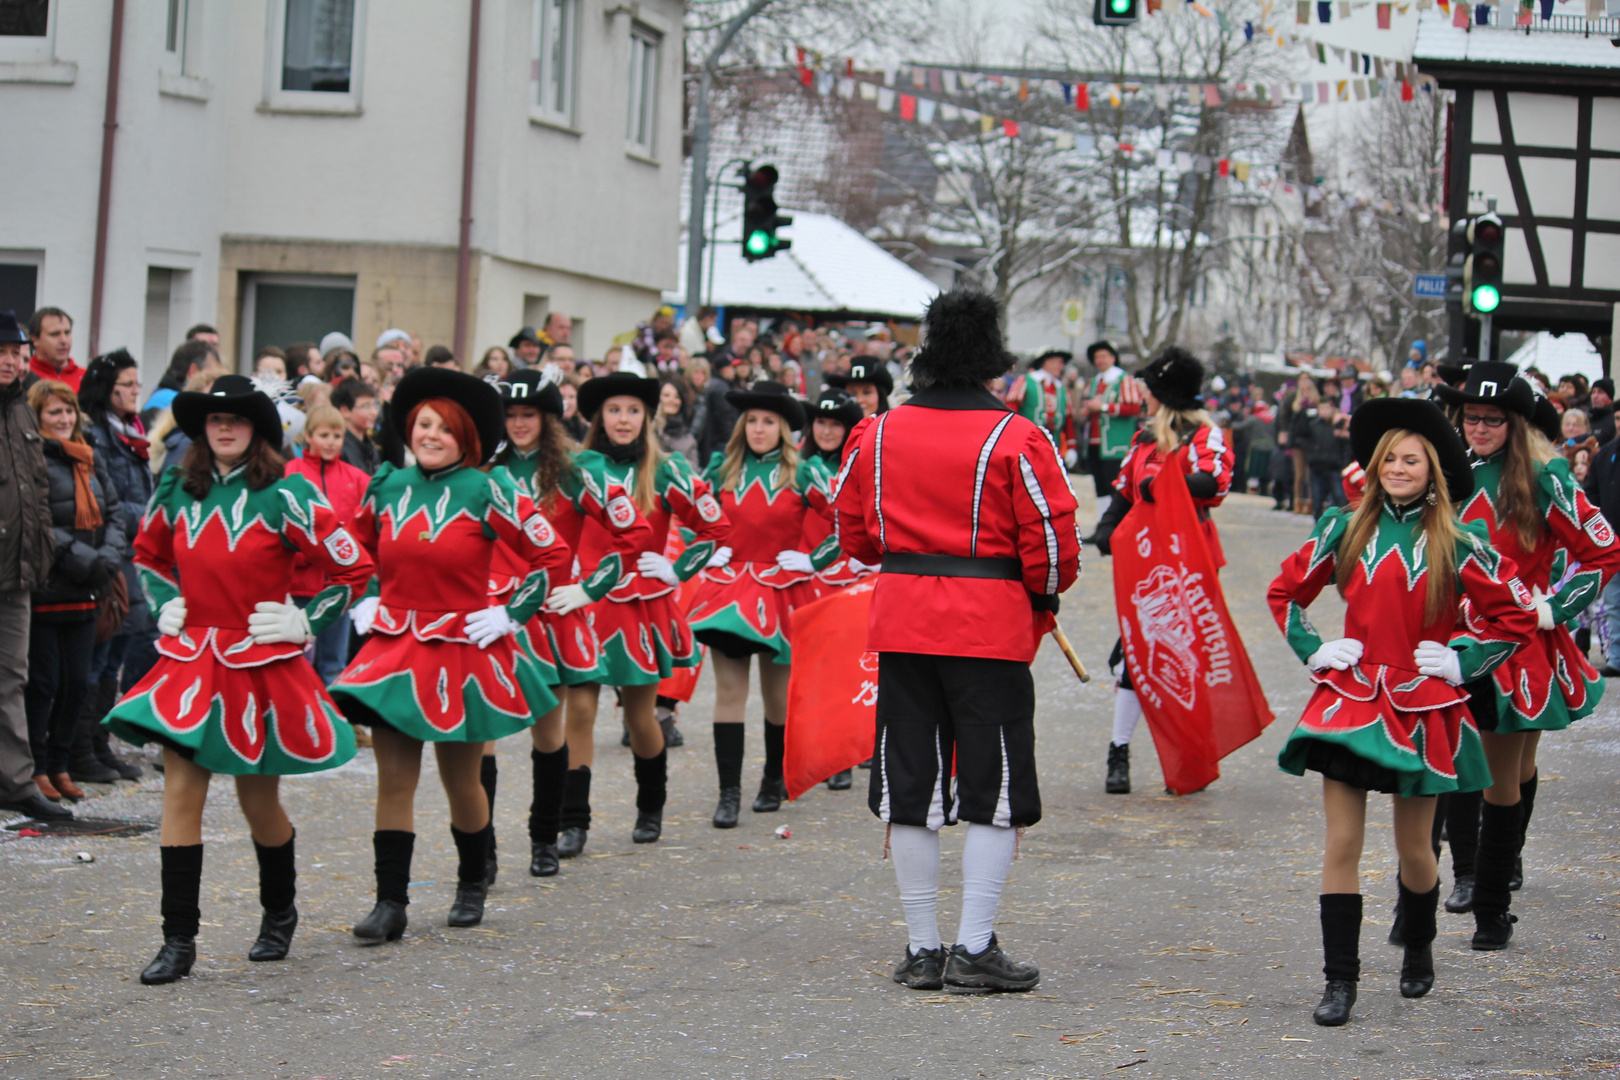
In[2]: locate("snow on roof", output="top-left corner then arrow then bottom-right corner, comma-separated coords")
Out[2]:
1505,331 -> 1605,385
1413,6 -> 1620,69
667,209 -> 940,319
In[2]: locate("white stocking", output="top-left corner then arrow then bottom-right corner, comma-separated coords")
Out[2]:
956,822 -> 1017,954
1112,689 -> 1142,747
888,824 -> 941,953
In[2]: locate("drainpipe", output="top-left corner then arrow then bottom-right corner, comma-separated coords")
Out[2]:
89,0 -> 127,357
452,0 -> 482,363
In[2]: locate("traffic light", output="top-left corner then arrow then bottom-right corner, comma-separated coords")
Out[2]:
741,164 -> 792,262
1445,217 -> 1470,310
1093,0 -> 1140,25
1465,212 -> 1504,315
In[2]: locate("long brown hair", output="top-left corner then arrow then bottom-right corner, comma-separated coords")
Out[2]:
180,435 -> 286,498
1334,428 -> 1462,625
719,412 -> 798,494
1491,411 -> 1555,552
494,411 -> 575,509
584,410 -> 662,515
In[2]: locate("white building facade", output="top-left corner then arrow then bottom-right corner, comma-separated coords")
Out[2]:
0,0 -> 684,384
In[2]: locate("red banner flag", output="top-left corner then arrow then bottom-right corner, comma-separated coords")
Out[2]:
783,581 -> 878,800
655,532 -> 705,702
1112,458 -> 1273,794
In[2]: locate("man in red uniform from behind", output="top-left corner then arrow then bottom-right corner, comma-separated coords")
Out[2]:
834,289 -> 1082,992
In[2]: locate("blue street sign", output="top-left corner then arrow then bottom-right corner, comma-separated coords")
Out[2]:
1413,274 -> 1448,298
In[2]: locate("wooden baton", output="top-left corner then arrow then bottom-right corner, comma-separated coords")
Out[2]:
1050,623 -> 1090,683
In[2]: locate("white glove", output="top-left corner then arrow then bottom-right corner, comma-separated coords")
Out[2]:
1414,640 -> 1463,685
776,549 -> 815,574
544,583 -> 592,616
847,556 -> 880,574
1063,447 -> 1079,469
1530,588 -> 1556,631
247,600 -> 314,646
156,597 -> 187,637
1307,637 -> 1364,672
350,595 -> 381,636
705,545 -> 733,569
637,551 -> 680,588
464,606 -> 523,649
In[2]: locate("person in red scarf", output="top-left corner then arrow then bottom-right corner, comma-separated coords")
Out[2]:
26,308 -> 84,392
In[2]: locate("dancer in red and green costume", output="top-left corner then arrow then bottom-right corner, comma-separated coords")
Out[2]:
333,368 -> 573,941
1268,397 -> 1537,1028
798,388 -> 872,601
1431,362 -> 1620,947
689,383 -> 840,827
560,373 -> 731,853
105,375 -> 375,985
483,369 -> 652,880
1005,349 -> 1070,451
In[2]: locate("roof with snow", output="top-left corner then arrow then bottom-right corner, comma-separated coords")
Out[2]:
668,209 -> 940,320
1413,7 -> 1620,71
1505,331 -> 1605,385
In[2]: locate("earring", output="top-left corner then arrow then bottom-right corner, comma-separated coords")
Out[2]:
1425,482 -> 1438,506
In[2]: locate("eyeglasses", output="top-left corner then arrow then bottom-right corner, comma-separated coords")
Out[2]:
1461,414 -> 1508,429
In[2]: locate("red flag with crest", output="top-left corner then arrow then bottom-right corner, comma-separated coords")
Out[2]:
783,581 -> 879,800
1112,458 -> 1273,794
656,531 -> 704,702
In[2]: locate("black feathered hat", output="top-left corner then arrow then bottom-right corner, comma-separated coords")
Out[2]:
1432,360 -> 1534,419
907,288 -> 1017,389
173,374 -> 285,451
1530,386 -> 1562,442
725,381 -> 807,430
1030,348 -> 1072,371
389,366 -> 505,465
578,372 -> 660,421
826,359 -> 894,395
811,388 -> 863,430
508,326 -> 543,350
1350,397 -> 1473,504
1084,340 -> 1117,364
499,369 -> 563,417
1138,346 -> 1205,412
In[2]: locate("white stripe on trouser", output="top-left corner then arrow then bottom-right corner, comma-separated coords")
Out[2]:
956,822 -> 1017,954
888,824 -> 941,953
1112,689 -> 1142,746
927,727 -> 948,830
877,727 -> 892,822
992,728 -> 1013,828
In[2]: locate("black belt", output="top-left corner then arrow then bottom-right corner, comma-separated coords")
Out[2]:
880,553 -> 1023,580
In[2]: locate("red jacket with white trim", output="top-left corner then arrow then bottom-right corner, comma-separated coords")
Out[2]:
1113,424 -> 1235,567
834,384 -> 1082,663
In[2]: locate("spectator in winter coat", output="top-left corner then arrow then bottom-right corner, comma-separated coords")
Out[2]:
1589,380 -> 1616,446
1293,397 -> 1352,519
24,381 -> 123,802
285,406 -> 371,683
332,378 -> 381,475
700,355 -> 753,460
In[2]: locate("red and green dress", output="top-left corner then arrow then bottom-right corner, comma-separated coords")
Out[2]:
1456,452 -> 1620,731
330,462 -> 573,742
104,465 -> 375,775
1268,500 -> 1538,796
688,450 -> 841,663
492,448 -> 653,686
576,451 -> 731,685
796,451 -> 862,595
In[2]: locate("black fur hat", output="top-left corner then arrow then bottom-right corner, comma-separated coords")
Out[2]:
1138,346 -> 1205,412
908,289 -> 1016,389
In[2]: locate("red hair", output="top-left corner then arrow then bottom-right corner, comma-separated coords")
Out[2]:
407,397 -> 482,465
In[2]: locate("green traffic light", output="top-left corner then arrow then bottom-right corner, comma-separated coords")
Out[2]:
746,230 -> 771,256
1110,0 -> 1131,12
1471,284 -> 1501,314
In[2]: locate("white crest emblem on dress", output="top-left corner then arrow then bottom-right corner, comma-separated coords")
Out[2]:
323,527 -> 361,566
606,495 -> 636,529
1131,564 -> 1200,711
1510,577 -> 1533,608
1586,516 -> 1614,546
523,514 -> 556,547
697,492 -> 722,523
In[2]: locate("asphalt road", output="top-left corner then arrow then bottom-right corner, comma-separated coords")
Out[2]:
2,493 -> 1617,1080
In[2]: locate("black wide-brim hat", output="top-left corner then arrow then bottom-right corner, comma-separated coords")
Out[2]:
1030,349 -> 1073,370
173,375 -> 285,451
726,381 -> 807,429
1435,361 -> 1471,389
1530,389 -> 1561,442
811,388 -> 863,430
390,366 -> 505,464
508,326 -> 542,350
826,359 -> 894,395
0,310 -> 25,346
1433,360 -> 1534,419
1350,397 -> 1473,504
1139,346 -> 1205,412
578,372 -> 660,421
499,369 -> 563,417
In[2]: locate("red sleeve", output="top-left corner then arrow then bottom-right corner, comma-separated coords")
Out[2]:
1009,426 -> 1082,598
578,475 -> 654,560
483,476 -> 573,622
832,417 -> 881,565
1186,425 -> 1234,506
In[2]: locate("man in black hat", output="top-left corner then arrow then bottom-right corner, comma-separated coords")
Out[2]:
509,327 -> 545,371
0,312 -> 71,820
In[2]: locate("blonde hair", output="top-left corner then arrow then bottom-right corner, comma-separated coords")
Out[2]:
718,411 -> 798,494
298,404 -> 345,448
1334,428 -> 1462,624
584,409 -> 662,515
1151,405 -> 1214,454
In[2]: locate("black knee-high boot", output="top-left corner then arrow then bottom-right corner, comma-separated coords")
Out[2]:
712,723 -> 744,828
632,750 -> 667,843
353,830 -> 413,943
1472,800 -> 1521,950
528,746 -> 569,877
448,823 -> 491,927
480,754 -> 498,886
753,721 -> 786,812
558,766 -> 592,858
142,844 -> 203,984
1313,893 -> 1360,1026
249,831 -> 298,962
1444,788 -> 1482,912
1398,879 -> 1438,998
1511,772 -> 1536,891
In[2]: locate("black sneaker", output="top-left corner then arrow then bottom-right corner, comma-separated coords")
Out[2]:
891,946 -> 945,990
943,934 -> 1039,991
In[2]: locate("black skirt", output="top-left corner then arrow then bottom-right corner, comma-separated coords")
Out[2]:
1301,737 -> 1402,795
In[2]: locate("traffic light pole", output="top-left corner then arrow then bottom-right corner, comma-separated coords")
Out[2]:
1479,313 -> 1492,363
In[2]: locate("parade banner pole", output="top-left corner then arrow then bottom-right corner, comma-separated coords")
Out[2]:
1050,624 -> 1090,683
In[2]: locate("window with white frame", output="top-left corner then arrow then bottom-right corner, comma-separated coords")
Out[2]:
532,0 -> 576,126
165,0 -> 187,56
264,0 -> 364,112
625,24 -> 659,156
0,0 -> 54,62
